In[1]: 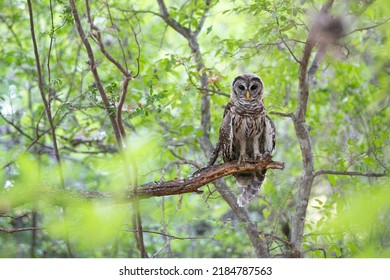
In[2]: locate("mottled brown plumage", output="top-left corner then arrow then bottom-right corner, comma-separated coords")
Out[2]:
212,73 -> 275,207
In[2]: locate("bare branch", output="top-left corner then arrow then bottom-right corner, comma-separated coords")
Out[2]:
213,179 -> 270,257
156,0 -> 191,38
197,87 -> 230,98
0,212 -> 32,220
27,0 -> 65,187
69,0 -> 123,146
70,0 -> 147,257
0,227 -> 43,233
127,229 -> 210,241
308,44 -> 327,82
269,111 -> 294,118
28,0 -> 73,257
303,247 -> 327,258
156,0 -> 213,156
194,0 -> 212,35
161,160 -> 202,181
264,232 -> 292,248
117,8 -> 163,18
279,32 -> 301,64
344,18 -> 390,37
314,170 -> 387,178
117,77 -> 132,137
129,159 -> 284,200
1,112 -> 34,142
85,1 -> 131,78
290,0 -> 334,256
104,0 -> 130,72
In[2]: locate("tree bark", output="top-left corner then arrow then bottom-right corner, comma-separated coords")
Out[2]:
290,1 -> 335,257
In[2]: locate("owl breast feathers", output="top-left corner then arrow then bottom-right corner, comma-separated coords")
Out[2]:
214,73 -> 275,207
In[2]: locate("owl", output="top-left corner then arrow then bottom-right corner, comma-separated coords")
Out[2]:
212,73 -> 275,207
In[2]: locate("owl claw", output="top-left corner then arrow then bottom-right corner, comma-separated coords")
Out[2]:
262,152 -> 272,161
238,155 -> 248,164
254,153 -> 261,160
252,152 -> 272,161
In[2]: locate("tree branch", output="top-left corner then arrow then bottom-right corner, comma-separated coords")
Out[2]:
129,159 -> 284,200
314,170 -> 387,178
69,0 -> 123,146
290,0 -> 334,257
194,0 -> 212,35
213,179 -> 270,257
156,0 -> 191,38
69,0 -> 147,258
85,0 -> 134,137
83,4 -> 145,255
0,227 -> 43,234
156,0 -> 213,155
269,111 -> 294,118
196,87 -> 230,98
127,229 -> 210,241
27,0 -> 65,188
308,44 -> 327,83
28,0 -> 73,257
1,159 -> 284,205
279,31 -> 301,64
343,18 -> 390,37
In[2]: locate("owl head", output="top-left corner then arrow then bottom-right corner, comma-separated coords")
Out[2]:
230,73 -> 264,104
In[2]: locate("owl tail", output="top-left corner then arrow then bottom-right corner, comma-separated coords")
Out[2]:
236,171 -> 266,207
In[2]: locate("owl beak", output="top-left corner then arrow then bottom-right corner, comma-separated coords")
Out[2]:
246,91 -> 250,100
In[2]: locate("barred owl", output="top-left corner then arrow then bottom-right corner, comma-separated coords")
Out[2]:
210,73 -> 275,207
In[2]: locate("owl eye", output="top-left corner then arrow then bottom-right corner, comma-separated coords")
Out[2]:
238,85 -> 245,91
250,84 -> 258,91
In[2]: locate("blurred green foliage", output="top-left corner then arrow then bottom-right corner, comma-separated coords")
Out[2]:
0,0 -> 389,257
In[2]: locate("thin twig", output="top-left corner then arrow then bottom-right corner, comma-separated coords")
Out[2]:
104,0 -> 129,72
194,0 -> 212,35
196,87 -> 230,98
69,0 -> 123,145
343,18 -> 390,37
279,31 -> 301,64
314,169 -> 387,178
269,111 -> 294,118
28,0 -> 73,257
27,0 -> 65,188
117,77 -> 132,137
0,227 -> 43,233
126,229 -> 211,241
303,247 -> 327,258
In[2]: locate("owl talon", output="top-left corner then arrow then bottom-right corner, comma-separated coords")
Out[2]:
238,155 -> 248,164
263,151 -> 272,160
254,153 -> 261,161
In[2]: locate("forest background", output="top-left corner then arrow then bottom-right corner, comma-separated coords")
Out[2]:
0,0 -> 389,258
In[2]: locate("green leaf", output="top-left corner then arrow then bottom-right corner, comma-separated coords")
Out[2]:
206,25 -> 213,35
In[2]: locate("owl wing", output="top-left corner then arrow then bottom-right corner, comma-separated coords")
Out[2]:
207,102 -> 234,166
263,114 -> 276,155
219,102 -> 234,162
